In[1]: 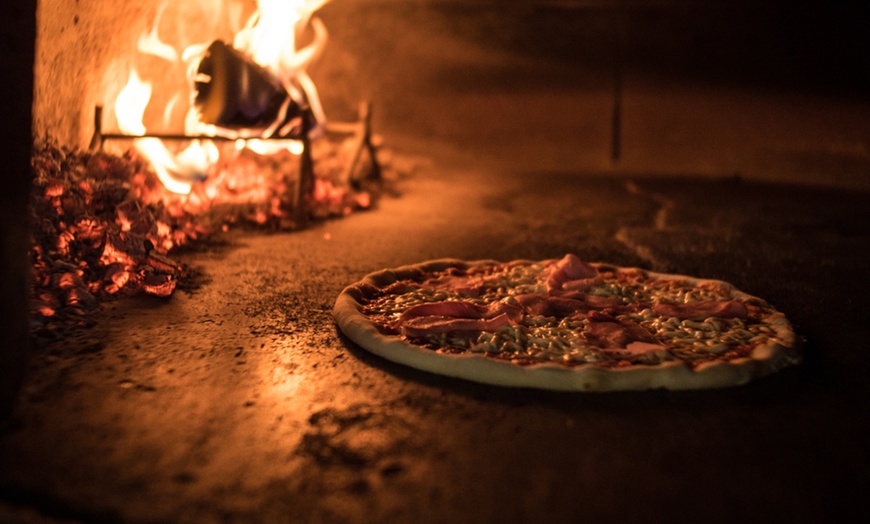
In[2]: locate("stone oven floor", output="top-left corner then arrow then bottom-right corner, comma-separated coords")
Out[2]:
3,152 -> 869,522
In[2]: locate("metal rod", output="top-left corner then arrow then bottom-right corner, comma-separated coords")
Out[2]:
340,102 -> 370,184
295,116 -> 314,229
100,132 -> 241,142
338,101 -> 382,184
89,105 -> 104,151
362,101 -> 381,181
90,101 -> 379,228
92,104 -> 376,145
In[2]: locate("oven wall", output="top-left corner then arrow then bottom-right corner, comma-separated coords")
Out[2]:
1,0 -> 36,418
33,0 -> 868,151
34,0 -> 156,148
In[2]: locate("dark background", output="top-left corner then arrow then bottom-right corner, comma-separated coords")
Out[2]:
0,0 -> 35,418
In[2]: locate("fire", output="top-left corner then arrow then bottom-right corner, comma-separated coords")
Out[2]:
113,0 -> 329,194
115,69 -> 213,194
30,1 -> 387,332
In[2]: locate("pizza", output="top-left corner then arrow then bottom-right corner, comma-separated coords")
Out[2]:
333,254 -> 801,391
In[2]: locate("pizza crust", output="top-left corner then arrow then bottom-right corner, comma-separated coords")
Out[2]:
333,258 -> 801,391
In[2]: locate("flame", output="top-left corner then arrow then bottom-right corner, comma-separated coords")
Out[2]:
115,70 -> 209,194
113,0 -> 329,194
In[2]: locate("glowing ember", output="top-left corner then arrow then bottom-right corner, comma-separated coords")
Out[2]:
30,125 -> 381,332
29,140 -> 184,331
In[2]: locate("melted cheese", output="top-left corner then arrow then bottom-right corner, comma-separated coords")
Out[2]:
362,260 -> 777,368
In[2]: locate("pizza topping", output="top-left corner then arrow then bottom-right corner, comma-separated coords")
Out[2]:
562,277 -> 602,292
393,300 -> 523,338
603,342 -> 672,365
380,281 -> 421,295
509,293 -> 627,319
356,254 -> 790,369
395,301 -> 466,324
546,253 -> 598,291
422,273 -> 486,298
584,316 -> 656,349
621,341 -> 670,355
400,313 -> 513,338
651,300 -> 748,321
510,294 -> 552,316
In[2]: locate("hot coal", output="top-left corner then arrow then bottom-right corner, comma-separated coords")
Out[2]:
29,134 -> 381,336
30,141 -> 187,331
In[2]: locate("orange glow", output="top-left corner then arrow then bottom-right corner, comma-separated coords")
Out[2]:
26,1 -> 374,322
113,0 -> 329,194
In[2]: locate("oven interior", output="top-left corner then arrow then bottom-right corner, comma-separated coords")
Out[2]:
2,1 -> 869,522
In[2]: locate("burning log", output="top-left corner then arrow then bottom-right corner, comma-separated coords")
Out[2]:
194,40 -> 315,139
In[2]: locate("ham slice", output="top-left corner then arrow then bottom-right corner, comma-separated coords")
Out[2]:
400,313 -> 512,338
380,281 -> 420,295
584,294 -> 625,310
513,294 -> 590,318
397,300 -> 521,325
562,277 -> 602,292
602,341 -> 671,364
394,300 -> 522,337
422,274 -> 486,297
547,297 -> 589,317
512,294 -> 552,316
623,341 -> 669,355
513,294 -> 625,319
585,312 -> 669,362
585,315 -> 656,349
546,254 -> 598,291
652,300 -> 747,321
397,301 -> 488,324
